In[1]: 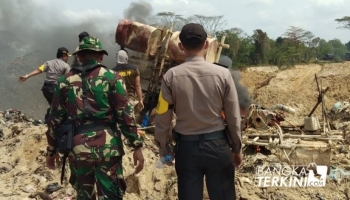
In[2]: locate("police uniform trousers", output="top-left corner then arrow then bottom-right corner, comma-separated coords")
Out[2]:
41,82 -> 56,105
174,130 -> 236,200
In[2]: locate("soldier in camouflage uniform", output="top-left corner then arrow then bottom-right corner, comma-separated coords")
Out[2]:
45,36 -> 144,200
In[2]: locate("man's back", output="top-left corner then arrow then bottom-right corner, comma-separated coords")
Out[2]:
42,58 -> 71,84
166,56 -> 233,134
155,23 -> 241,200
48,65 -> 140,159
112,63 -> 140,99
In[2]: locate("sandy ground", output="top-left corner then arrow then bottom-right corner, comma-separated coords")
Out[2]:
1,62 -> 350,200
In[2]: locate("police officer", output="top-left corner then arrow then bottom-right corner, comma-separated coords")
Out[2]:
154,23 -> 243,200
18,47 -> 71,105
46,36 -> 144,199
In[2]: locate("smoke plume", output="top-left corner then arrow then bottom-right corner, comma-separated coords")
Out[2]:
219,56 -> 252,111
0,0 -> 119,68
0,0 -> 158,118
123,1 -> 155,24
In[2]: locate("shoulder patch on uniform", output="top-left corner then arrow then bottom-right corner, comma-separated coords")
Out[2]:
38,64 -> 45,72
156,91 -> 170,114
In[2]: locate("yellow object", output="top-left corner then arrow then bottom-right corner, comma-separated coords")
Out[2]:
38,64 -> 45,72
118,70 -> 132,77
138,130 -> 146,139
156,91 -> 169,114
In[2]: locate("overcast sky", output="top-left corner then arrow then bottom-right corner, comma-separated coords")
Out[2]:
1,0 -> 349,55
29,0 -> 348,43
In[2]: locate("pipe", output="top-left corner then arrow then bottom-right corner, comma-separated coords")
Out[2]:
269,104 -> 296,114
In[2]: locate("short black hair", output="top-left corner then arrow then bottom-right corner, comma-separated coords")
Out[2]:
78,31 -> 90,42
179,23 -> 207,50
182,38 -> 206,50
56,47 -> 70,58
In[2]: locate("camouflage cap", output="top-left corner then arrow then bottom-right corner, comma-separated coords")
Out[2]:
72,36 -> 108,55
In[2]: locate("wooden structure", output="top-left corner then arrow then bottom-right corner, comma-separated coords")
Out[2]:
115,19 -> 230,121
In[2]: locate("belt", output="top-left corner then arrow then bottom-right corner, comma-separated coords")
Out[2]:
178,130 -> 226,141
43,82 -> 56,86
74,122 -> 112,134
42,82 -> 56,90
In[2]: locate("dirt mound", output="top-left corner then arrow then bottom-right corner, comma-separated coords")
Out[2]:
241,62 -> 350,125
0,111 -> 180,200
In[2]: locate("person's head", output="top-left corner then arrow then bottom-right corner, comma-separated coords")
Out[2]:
120,45 -> 129,54
78,31 -> 90,42
178,23 -> 208,57
56,47 -> 71,63
117,50 -> 128,64
72,36 -> 108,65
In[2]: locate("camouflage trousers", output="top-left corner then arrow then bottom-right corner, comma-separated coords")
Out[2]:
68,156 -> 126,200
129,99 -> 141,123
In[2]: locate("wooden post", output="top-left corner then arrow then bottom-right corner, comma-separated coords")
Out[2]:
215,34 -> 230,63
146,26 -> 167,94
158,23 -> 173,77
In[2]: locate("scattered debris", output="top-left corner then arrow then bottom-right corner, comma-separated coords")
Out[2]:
33,119 -> 43,126
0,162 -> 12,173
22,184 -> 36,193
2,62 -> 350,199
0,128 -> 3,141
45,183 -> 62,193
29,192 -> 53,200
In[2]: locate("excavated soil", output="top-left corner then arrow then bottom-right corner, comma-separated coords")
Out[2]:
1,62 -> 350,200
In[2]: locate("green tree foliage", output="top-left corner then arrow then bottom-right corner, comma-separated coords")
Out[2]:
217,25 -> 348,67
156,12 -> 349,67
317,39 -> 333,58
252,29 -> 269,65
216,28 -> 254,68
328,39 -> 348,60
345,41 -> 350,52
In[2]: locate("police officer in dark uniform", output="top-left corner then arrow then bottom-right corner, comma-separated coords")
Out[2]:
154,23 -> 243,200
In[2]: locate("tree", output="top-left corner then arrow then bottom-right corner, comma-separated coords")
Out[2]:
216,28 -> 254,67
335,16 -> 350,29
316,39 -> 333,58
156,12 -> 186,30
252,29 -> 269,65
282,26 -> 317,63
283,26 -> 314,45
328,39 -> 348,60
275,37 -> 284,47
308,37 -> 321,61
187,15 -> 227,37
345,41 -> 350,51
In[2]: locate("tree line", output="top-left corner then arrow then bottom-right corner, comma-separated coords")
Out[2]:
155,12 -> 350,68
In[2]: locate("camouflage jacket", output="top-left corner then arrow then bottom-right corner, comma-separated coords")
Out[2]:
46,61 -> 143,160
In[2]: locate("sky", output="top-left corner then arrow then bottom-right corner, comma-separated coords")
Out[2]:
0,0 -> 349,66
38,0 -> 350,43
